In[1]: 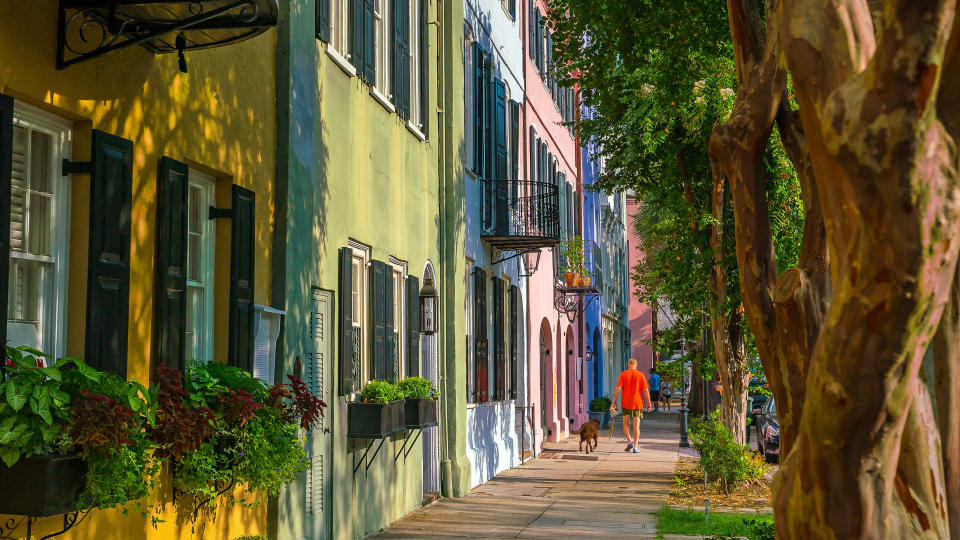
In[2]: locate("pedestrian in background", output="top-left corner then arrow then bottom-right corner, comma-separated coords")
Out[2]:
660,381 -> 672,412
648,368 -> 661,412
610,358 -> 652,453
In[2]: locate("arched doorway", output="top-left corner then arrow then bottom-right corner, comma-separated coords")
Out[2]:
539,319 -> 552,438
565,325 -> 576,427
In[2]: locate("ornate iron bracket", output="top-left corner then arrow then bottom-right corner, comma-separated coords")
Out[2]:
0,510 -> 92,540
172,475 -> 238,522
56,0 -> 277,70
554,285 -> 601,322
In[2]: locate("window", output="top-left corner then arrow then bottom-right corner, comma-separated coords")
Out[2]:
409,0 -> 422,128
7,105 -> 71,358
374,0 -> 390,94
253,306 -> 283,384
185,171 -> 215,363
350,243 -> 370,382
465,259 -> 474,403
464,34 -> 476,172
391,264 -> 406,379
330,0 -> 350,56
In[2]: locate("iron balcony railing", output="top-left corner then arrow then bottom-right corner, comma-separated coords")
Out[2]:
480,179 -> 560,252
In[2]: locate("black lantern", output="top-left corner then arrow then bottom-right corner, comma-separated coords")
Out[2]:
419,275 -> 439,335
520,249 -> 541,277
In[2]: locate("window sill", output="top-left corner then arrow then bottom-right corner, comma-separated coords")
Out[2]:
326,44 -> 357,77
369,86 -> 396,113
406,120 -> 427,141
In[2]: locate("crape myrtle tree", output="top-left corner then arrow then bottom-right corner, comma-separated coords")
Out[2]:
552,0 -> 960,537
547,0 -> 802,446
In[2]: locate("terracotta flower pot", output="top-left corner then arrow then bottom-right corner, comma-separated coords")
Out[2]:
574,275 -> 584,287
564,272 -> 577,286
583,276 -> 591,286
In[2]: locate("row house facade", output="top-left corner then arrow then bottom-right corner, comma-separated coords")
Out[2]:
0,1 -> 281,538
0,0 -> 621,538
627,195 -> 657,374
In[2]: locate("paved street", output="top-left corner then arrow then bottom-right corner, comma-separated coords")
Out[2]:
376,412 -> 682,539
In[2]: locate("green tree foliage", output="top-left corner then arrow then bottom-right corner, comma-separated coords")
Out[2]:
547,0 -> 802,375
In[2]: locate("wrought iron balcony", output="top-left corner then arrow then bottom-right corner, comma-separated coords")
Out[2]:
480,179 -> 560,252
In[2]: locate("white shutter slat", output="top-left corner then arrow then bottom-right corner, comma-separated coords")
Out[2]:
10,126 -> 27,252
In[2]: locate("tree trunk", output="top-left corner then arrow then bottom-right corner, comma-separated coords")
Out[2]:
709,0 -> 960,536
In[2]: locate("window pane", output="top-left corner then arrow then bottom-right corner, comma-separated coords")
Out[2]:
29,131 -> 52,193
352,258 -> 362,328
28,192 -> 51,256
8,259 -> 47,323
187,185 -> 202,281
186,284 -> 202,361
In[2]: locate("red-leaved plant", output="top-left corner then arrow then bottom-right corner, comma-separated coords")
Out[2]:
151,364 -> 217,459
287,375 -> 327,430
69,389 -> 137,450
219,388 -> 262,426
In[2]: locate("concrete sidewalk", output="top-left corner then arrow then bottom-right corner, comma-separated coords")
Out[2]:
374,412 -> 683,539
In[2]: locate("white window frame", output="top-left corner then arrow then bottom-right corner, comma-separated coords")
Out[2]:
374,0 -> 391,96
409,0 -> 422,129
185,170 -> 216,364
7,103 -> 72,359
330,0 -> 351,59
349,241 -> 370,384
389,258 -> 407,380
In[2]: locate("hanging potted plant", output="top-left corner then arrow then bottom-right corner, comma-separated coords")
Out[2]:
396,377 -> 440,429
560,237 -> 588,286
347,381 -> 405,438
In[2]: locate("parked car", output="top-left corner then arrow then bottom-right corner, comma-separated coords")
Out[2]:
754,395 -> 779,463
746,378 -> 769,442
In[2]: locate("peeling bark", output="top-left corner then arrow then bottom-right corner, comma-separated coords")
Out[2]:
709,0 -> 960,536
931,267 -> 960,538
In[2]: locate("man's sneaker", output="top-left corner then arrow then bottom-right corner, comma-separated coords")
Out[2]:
632,447 -> 640,453
624,443 -> 634,452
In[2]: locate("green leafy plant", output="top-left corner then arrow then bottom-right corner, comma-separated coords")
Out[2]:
560,236 -> 589,277
396,377 -> 439,399
689,411 -> 765,493
588,396 -> 612,412
359,380 -> 402,403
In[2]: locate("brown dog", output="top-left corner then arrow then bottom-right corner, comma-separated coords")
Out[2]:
574,419 -> 600,453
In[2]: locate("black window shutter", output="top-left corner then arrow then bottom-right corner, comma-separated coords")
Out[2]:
391,0 -> 411,117
419,0 -> 429,136
494,80 -> 508,234
363,0 -> 377,83
473,268 -> 488,403
535,10 -> 542,70
472,43 -> 485,175
509,285 -> 518,400
0,94 -> 12,354
351,0 -> 364,71
316,0 -> 331,42
384,264 -> 396,381
406,275 -> 420,376
370,260 -> 390,380
85,130 -> 133,376
509,0 -> 515,18
338,247 -> 356,394
528,1 -> 535,60
492,277 -> 504,401
483,60 -> 495,180
153,157 -> 188,373
228,185 -> 256,372
510,100 -> 520,182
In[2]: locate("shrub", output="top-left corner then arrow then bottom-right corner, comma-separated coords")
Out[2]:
360,380 -> 401,403
688,411 -> 765,493
589,396 -> 612,412
395,377 -> 439,399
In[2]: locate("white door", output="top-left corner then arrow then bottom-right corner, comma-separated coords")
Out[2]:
306,288 -> 333,539
421,333 -> 440,495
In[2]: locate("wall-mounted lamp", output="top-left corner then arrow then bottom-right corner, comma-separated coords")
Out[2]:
419,275 -> 439,335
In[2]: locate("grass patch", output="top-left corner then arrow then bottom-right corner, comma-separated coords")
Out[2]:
656,507 -> 773,539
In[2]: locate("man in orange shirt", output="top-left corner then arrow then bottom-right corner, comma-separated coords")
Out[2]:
610,358 -> 652,453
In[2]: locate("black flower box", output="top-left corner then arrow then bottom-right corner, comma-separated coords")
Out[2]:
404,398 -> 438,429
0,454 -> 86,516
347,400 -> 405,438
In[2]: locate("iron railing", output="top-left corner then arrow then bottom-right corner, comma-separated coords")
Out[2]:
480,179 -> 560,251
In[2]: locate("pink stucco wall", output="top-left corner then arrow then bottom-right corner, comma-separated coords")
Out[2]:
525,0 -> 585,449
627,197 -> 655,374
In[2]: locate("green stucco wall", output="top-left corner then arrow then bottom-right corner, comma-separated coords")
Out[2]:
273,0 -> 468,537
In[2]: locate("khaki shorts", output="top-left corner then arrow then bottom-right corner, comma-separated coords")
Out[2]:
622,408 -> 644,419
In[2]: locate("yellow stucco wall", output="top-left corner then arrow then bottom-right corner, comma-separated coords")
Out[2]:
0,2 -> 277,538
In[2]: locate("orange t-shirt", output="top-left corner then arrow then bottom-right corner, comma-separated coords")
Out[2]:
617,369 -> 649,410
